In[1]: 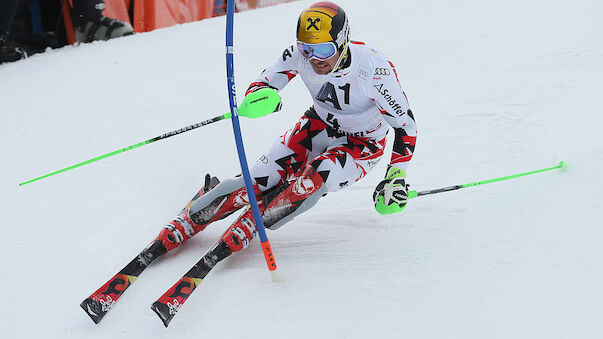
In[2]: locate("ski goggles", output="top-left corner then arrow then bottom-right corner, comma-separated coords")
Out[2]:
296,41 -> 338,60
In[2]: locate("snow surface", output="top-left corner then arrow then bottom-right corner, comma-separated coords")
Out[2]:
1,0 -> 603,338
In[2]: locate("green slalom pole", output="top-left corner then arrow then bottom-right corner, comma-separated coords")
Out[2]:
19,88 -> 282,187
407,161 -> 569,199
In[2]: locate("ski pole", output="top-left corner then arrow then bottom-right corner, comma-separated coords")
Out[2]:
407,161 -> 568,199
225,0 -> 279,281
18,88 -> 281,187
18,114 -> 229,186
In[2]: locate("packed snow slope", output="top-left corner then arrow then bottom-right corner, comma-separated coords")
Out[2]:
1,0 -> 602,338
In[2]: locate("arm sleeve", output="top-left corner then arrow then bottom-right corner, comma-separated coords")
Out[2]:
370,60 -> 417,173
246,45 -> 301,95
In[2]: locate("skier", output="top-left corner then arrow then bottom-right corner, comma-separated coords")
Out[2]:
157,1 -> 417,259
80,1 -> 418,324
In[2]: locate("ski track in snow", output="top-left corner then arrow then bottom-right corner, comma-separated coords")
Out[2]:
1,0 -> 602,338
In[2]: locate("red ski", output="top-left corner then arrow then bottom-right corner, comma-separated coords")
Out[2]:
80,175 -> 220,324
80,240 -> 166,323
150,241 -> 231,327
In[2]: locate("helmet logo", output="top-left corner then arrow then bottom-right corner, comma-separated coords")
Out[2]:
306,17 -> 321,31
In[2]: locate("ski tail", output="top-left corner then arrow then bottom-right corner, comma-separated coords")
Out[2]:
151,241 -> 232,327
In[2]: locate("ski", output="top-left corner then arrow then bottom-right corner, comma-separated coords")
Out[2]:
151,241 -> 232,327
80,240 -> 166,323
80,175 -> 220,324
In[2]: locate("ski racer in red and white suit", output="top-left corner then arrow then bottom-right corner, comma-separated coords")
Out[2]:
155,3 -> 417,257
153,41 -> 417,255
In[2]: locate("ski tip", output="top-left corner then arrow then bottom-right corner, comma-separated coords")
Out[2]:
80,298 -> 104,324
150,302 -> 172,328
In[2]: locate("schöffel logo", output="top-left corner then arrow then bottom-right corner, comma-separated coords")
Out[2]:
306,17 -> 321,31
374,68 -> 390,76
374,83 -> 406,116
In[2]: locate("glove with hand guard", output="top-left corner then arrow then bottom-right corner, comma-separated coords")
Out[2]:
237,87 -> 282,119
373,166 -> 409,215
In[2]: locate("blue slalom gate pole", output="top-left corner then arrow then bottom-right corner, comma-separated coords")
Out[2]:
225,0 -> 279,278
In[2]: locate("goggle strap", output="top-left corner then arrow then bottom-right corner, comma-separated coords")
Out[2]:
327,42 -> 349,77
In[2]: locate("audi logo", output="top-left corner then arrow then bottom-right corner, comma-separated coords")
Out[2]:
374,68 -> 390,75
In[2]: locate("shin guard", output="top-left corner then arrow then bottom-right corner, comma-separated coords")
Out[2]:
261,165 -> 326,230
